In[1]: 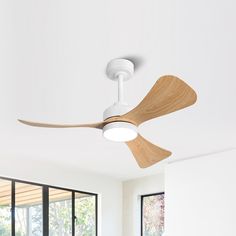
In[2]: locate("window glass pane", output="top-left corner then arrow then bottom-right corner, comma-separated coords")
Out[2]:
142,194 -> 165,236
0,177 -> 96,236
0,179 -> 11,235
15,182 -> 43,236
75,193 -> 96,236
49,188 -> 72,236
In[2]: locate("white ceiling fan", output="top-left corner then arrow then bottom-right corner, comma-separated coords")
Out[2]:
18,58 -> 197,168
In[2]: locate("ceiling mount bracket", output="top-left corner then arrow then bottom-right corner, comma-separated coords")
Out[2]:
106,58 -> 134,82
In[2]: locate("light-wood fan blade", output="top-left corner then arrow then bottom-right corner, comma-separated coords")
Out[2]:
126,134 -> 171,168
122,75 -> 197,125
18,119 -> 105,129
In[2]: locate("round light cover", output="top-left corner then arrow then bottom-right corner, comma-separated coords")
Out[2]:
103,122 -> 138,142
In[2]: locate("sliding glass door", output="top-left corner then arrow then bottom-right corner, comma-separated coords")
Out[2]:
49,188 -> 72,236
15,182 -> 43,236
0,177 -> 97,236
75,193 -> 96,236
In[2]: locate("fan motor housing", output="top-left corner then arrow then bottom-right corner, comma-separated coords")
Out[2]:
103,103 -> 132,120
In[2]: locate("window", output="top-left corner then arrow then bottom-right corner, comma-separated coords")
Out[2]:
49,188 -> 72,235
0,179 -> 11,235
15,182 -> 43,236
75,192 -> 96,235
141,193 -> 165,236
0,177 -> 97,236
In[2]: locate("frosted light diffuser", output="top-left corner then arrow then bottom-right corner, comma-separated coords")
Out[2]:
103,122 -> 138,142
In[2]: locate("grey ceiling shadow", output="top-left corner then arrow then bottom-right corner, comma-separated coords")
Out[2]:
169,147 -> 236,164
123,56 -> 144,71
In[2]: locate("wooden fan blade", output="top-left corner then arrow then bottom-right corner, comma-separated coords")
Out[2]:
122,75 -> 197,125
126,134 -> 171,168
18,119 -> 105,129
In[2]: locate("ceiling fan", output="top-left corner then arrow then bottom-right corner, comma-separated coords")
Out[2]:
18,59 -> 197,168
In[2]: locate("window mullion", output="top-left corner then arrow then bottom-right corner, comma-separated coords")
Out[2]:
72,191 -> 75,236
43,186 -> 49,236
11,181 -> 15,236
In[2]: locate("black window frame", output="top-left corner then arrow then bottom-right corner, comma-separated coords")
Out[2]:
141,192 -> 165,236
0,176 -> 98,236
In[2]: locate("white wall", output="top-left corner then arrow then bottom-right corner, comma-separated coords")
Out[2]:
123,173 -> 165,236
165,149 -> 236,236
0,156 -> 122,236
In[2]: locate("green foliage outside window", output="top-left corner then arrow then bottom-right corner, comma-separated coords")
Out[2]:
0,206 -> 11,235
75,196 -> 96,236
0,196 -> 96,236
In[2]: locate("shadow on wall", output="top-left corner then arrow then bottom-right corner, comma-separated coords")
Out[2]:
169,147 -> 236,164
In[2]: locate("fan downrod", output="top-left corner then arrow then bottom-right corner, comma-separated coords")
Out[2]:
103,59 -> 134,120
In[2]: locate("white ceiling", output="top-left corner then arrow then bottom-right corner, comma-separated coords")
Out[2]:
0,0 -> 235,180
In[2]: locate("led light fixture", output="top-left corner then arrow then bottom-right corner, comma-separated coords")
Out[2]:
103,122 -> 138,142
